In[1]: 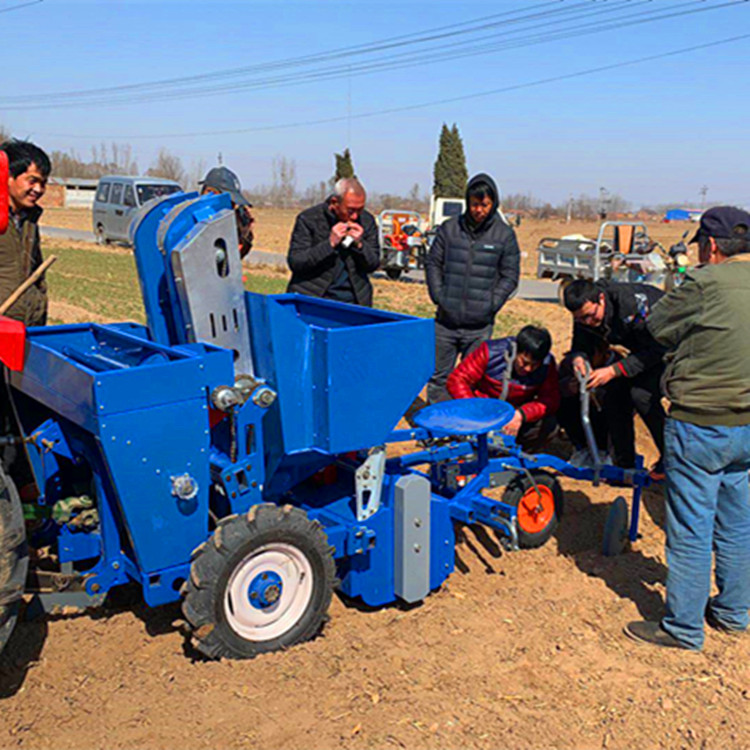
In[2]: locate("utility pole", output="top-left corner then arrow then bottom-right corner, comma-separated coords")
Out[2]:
699,185 -> 708,209
217,152 -> 223,166
566,193 -> 573,224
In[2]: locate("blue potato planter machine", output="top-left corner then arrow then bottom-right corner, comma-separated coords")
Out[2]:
7,192 -> 588,659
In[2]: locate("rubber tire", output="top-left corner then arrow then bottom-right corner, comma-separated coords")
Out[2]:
502,471 -> 564,549
182,504 -> 336,660
385,268 -> 402,281
0,468 -> 28,654
95,225 -> 110,246
602,496 -> 629,557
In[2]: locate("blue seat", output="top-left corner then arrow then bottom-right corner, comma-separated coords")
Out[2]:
412,398 -> 515,437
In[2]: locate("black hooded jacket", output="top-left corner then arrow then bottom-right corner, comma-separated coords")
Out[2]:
571,281 -> 666,378
286,198 -> 380,307
425,174 -> 520,329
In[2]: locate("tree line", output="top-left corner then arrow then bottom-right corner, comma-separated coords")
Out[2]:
1,121 -> 687,218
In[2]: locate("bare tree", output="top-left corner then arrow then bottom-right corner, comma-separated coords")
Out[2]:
271,155 -> 297,208
0,124 -> 11,144
185,157 -> 208,192
147,148 -> 186,185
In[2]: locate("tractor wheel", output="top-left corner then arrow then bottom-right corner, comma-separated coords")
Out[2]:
0,467 -> 28,654
183,504 -> 337,660
385,268 -> 402,281
503,471 -> 564,549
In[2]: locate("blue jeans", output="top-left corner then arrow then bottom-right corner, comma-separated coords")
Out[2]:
662,418 -> 750,649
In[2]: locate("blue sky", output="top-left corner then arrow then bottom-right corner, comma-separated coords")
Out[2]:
1,0 -> 749,207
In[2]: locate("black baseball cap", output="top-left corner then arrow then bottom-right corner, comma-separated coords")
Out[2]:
199,166 -> 251,207
689,205 -> 750,244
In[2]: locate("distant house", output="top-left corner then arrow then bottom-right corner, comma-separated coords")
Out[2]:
664,208 -> 702,222
40,177 -> 99,209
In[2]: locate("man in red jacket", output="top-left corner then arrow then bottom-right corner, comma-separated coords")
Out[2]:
447,325 -> 560,451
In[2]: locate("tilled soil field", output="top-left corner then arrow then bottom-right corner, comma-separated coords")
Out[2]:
2,478 -> 749,750
1,240 -> 746,750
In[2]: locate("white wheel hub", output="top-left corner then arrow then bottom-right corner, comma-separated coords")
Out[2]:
224,542 -> 314,642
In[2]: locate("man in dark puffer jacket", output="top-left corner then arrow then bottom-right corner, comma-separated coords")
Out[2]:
425,173 -> 520,402
287,177 -> 380,306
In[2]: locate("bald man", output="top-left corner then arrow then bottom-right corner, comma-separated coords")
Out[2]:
287,177 -> 380,306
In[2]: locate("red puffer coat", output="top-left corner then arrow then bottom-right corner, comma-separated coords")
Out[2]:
447,337 -> 560,423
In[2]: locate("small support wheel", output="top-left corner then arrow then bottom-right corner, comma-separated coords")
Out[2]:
385,268 -> 402,281
502,471 -> 564,549
602,496 -> 629,557
182,504 -> 336,660
0,467 -> 28,654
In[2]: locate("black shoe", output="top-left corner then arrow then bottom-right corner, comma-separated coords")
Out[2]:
705,606 -> 746,636
624,620 -> 693,650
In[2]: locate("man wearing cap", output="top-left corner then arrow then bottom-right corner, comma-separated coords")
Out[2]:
200,166 -> 254,258
286,177 -> 380,306
625,206 -> 750,651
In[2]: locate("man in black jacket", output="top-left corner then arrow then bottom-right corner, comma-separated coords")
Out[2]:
425,173 -> 520,403
563,279 -> 667,474
287,178 -> 380,306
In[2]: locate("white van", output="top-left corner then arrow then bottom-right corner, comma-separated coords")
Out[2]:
93,175 -> 182,245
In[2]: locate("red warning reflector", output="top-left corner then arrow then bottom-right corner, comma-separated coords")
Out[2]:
0,316 -> 26,371
0,151 -> 8,235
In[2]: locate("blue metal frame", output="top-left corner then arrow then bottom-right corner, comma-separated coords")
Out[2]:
7,191 -> 652,622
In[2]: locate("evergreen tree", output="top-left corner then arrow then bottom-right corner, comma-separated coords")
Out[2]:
333,148 -> 355,181
432,123 -> 468,198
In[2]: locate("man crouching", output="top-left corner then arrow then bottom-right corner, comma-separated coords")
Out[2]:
446,325 -> 559,451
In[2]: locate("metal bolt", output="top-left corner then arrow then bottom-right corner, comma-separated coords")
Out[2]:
142,457 -> 147,463
251,481 -> 257,488
112,562 -> 120,570
355,547 -> 363,555
126,440 -> 131,446
156,469 -> 161,475
355,530 -> 363,538
250,592 -> 258,599
413,544 -> 421,553
414,517 -> 422,528
91,583 -> 100,593
262,573 -> 268,580
111,436 -> 116,441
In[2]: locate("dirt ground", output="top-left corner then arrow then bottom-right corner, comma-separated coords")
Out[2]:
40,207 -> 693,277
2,225 -> 747,750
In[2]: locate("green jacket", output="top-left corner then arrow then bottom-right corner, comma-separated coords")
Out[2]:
648,254 -> 750,426
0,206 -> 48,327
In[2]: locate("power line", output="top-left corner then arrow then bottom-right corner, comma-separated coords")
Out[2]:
0,0 -> 570,103
0,0 -> 43,13
38,32 -> 750,141
3,0 -> 744,110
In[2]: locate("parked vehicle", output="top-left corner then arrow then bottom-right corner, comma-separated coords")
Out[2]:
536,221 -> 687,298
377,209 -> 428,280
429,196 -> 464,228
92,175 -> 182,245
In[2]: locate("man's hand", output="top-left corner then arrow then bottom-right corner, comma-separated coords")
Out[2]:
587,365 -> 617,390
502,409 -> 524,437
330,222 -> 350,247
346,222 -> 364,246
572,356 -> 588,378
